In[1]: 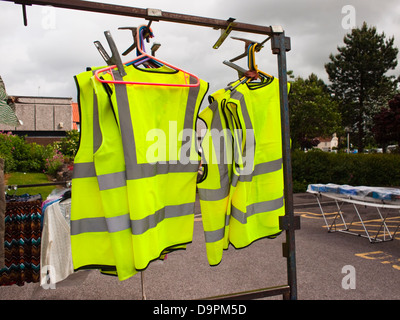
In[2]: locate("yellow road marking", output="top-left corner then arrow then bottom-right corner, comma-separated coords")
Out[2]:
296,210 -> 400,240
356,250 -> 400,271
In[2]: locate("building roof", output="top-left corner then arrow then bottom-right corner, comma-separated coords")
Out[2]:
72,102 -> 80,130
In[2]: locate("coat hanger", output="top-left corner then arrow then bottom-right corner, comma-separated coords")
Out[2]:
129,25 -> 163,68
94,24 -> 200,87
246,42 -> 273,80
118,25 -> 162,69
223,36 -> 273,84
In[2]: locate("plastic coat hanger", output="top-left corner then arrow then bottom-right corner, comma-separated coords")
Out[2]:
246,42 -> 273,80
94,24 -> 200,87
223,38 -> 273,83
128,25 -> 163,68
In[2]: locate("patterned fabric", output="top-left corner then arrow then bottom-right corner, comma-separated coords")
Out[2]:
0,76 -> 7,101
0,75 -> 20,127
0,159 -> 5,269
0,196 -> 42,286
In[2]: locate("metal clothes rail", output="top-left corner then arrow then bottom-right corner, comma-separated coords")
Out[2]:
7,0 -> 273,34
5,181 -> 71,189
1,0 -> 299,300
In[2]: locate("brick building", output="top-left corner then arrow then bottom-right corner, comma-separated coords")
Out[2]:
0,96 -> 78,145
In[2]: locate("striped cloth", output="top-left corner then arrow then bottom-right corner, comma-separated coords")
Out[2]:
0,159 -> 5,269
0,76 -> 20,127
0,196 -> 42,286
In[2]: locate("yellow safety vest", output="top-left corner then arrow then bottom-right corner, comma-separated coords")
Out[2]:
199,77 -> 290,261
226,78 -> 290,248
70,68 -> 118,274
197,88 -> 233,266
93,65 -> 208,271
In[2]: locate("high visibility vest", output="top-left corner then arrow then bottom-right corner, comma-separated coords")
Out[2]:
70,68 -> 118,274
199,77 -> 290,260
90,73 -> 138,280
197,88 -> 233,266
93,65 -> 208,270
226,78 -> 290,249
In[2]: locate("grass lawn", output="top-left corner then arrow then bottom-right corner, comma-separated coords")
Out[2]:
5,172 -> 63,200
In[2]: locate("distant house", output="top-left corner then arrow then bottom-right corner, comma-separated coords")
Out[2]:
315,133 -> 338,152
0,96 -> 77,145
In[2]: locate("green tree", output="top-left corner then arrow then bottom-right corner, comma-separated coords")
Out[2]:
372,94 -> 400,152
289,73 -> 341,150
325,22 -> 399,153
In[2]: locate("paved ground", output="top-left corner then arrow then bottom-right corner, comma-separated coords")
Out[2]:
1,192 -> 399,301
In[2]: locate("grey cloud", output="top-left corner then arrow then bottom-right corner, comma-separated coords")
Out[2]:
1,0 -> 399,98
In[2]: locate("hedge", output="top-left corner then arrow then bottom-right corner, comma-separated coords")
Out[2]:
0,130 -> 79,175
291,150 -> 400,193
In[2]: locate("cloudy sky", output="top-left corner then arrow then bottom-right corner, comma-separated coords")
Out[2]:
1,0 -> 400,100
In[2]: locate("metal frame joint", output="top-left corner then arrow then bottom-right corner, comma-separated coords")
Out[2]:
271,34 -> 291,54
279,215 -> 301,231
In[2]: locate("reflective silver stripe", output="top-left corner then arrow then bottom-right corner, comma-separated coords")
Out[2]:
92,88 -> 102,153
113,70 -> 137,171
198,99 -> 230,202
204,214 -> 230,243
230,90 -> 252,131
70,216 -> 107,235
106,213 -> 130,233
180,76 -> 200,160
198,184 -> 229,202
70,203 -> 194,236
126,163 -> 199,180
97,171 -> 126,190
231,196 -> 284,224
70,214 -> 130,235
231,158 -> 283,187
130,202 -> 194,235
204,227 -> 225,243
72,162 -> 96,179
229,90 -> 255,173
253,158 -> 282,176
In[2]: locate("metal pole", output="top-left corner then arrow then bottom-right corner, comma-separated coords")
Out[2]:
4,0 -> 273,35
141,271 -> 147,300
275,32 -> 297,300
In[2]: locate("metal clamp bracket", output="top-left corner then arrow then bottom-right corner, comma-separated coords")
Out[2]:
279,215 -> 301,231
213,17 -> 236,49
94,30 -> 126,77
151,43 -> 161,56
147,8 -> 162,19
118,27 -> 138,56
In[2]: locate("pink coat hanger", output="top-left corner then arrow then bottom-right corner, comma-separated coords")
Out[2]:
94,24 -> 200,87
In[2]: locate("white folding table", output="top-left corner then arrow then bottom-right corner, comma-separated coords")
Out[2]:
307,184 -> 400,243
